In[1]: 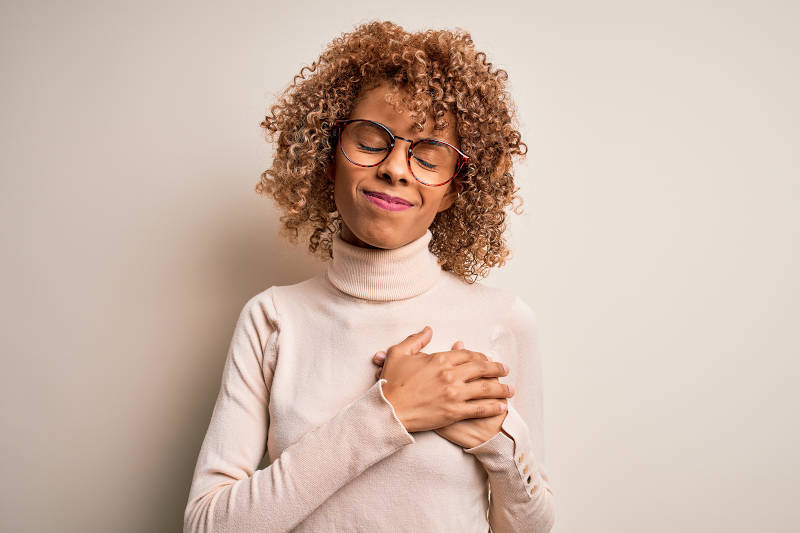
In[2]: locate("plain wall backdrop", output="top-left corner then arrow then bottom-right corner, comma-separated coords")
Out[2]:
2,1 -> 797,531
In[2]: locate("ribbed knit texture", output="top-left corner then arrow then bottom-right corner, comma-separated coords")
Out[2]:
184,229 -> 555,532
326,229 -> 442,301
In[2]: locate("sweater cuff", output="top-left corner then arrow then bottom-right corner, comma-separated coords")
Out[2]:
374,378 -> 416,445
462,405 -> 541,497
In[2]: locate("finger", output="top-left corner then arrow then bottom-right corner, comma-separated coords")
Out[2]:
387,325 -> 432,357
465,378 -> 514,400
372,350 -> 386,365
459,398 -> 508,420
448,349 -> 491,366
459,359 -> 509,381
451,340 -> 464,350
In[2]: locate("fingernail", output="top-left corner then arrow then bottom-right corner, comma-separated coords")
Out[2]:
375,351 -> 385,361
500,402 -> 507,411
503,364 -> 509,373
509,385 -> 515,395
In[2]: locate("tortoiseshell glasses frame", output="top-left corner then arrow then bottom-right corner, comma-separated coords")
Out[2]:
333,118 -> 470,187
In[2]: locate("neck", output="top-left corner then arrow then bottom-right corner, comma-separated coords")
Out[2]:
325,229 -> 443,301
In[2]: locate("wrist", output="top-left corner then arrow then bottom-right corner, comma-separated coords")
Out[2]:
465,428 -> 501,449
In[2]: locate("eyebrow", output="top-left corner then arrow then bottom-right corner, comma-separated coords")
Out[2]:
351,118 -> 451,144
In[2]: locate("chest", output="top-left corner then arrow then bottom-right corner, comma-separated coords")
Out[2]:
265,297 -> 513,461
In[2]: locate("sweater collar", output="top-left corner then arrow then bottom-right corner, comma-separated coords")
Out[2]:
325,229 -> 443,301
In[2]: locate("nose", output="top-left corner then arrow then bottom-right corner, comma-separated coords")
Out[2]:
375,136 -> 415,185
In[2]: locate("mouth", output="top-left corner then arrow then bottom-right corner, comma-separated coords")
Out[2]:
361,190 -> 414,212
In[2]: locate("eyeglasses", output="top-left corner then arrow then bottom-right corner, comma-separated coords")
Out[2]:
333,119 -> 470,187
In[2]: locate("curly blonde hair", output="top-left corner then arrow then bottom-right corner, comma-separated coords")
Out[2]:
257,20 -> 527,283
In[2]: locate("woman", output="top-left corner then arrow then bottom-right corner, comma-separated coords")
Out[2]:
184,20 -> 555,532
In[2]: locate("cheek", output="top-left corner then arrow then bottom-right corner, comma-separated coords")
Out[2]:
331,169 -> 364,211
333,180 -> 352,207
421,191 -> 447,211
331,163 -> 353,193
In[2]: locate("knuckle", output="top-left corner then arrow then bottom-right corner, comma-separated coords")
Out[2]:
443,385 -> 459,401
440,369 -> 455,384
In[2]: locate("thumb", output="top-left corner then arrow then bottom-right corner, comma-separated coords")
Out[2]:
372,350 -> 386,365
390,325 -> 433,356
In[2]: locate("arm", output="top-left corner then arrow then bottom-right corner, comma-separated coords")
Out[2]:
463,295 -> 556,532
184,290 -> 415,533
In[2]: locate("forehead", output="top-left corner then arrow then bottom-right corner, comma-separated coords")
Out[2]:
348,82 -> 458,143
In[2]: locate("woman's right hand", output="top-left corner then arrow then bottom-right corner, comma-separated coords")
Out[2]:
379,325 -> 513,433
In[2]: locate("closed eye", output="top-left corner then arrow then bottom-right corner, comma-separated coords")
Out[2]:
358,144 -> 387,153
413,156 -> 437,170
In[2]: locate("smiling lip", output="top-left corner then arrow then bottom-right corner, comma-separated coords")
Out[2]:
362,190 -> 413,212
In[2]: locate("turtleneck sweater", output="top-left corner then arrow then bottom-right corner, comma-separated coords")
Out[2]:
184,229 -> 555,532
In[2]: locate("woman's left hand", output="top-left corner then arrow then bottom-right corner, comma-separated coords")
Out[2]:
372,340 -> 510,449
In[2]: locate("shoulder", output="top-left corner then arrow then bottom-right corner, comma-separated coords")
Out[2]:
440,271 -> 535,320
241,285 -> 277,314
235,286 -> 281,338
439,273 -> 539,346
238,273 -> 328,326
508,292 -> 538,328
229,286 -> 286,366
502,293 -> 539,353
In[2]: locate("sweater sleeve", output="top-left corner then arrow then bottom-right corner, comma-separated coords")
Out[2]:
463,294 -> 556,532
183,290 -> 416,533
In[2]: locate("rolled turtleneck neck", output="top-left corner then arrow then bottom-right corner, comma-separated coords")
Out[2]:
325,229 -> 443,301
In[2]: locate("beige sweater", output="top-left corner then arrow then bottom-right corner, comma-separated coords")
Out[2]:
184,229 -> 555,532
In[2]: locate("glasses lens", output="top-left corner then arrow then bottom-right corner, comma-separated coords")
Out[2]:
340,121 -> 392,166
410,140 -> 459,185
339,120 -> 460,185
